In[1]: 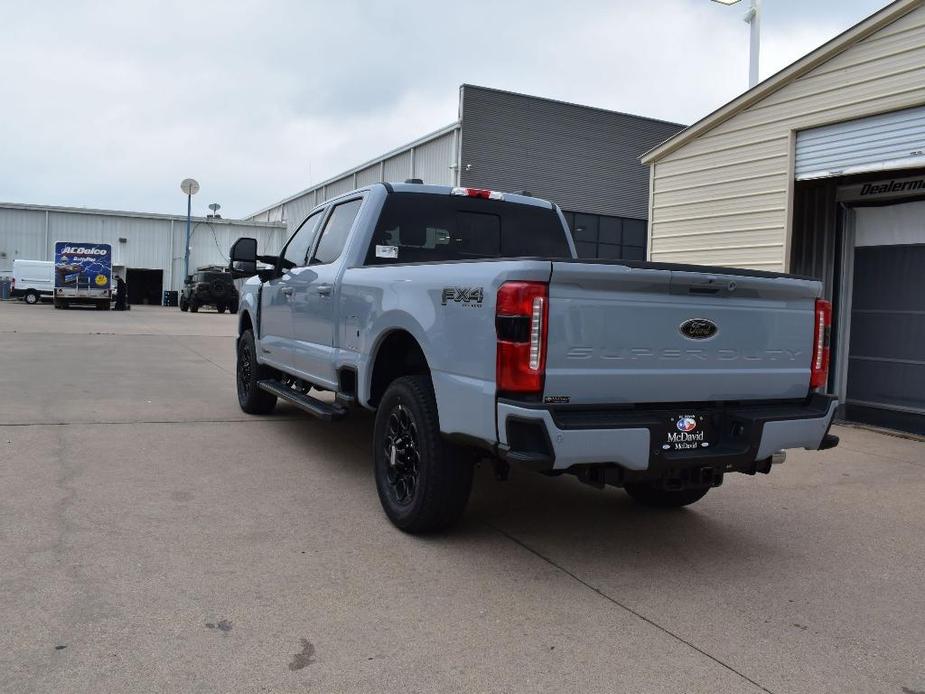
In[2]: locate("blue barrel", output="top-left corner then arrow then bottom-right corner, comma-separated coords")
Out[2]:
0,279 -> 10,300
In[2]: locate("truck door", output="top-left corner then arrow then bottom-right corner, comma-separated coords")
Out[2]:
291,197 -> 363,387
260,210 -> 324,371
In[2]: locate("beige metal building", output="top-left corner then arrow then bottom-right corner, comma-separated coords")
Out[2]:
642,0 -> 925,433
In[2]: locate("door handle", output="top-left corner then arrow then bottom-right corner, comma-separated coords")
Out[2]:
281,287 -> 294,296
316,284 -> 333,296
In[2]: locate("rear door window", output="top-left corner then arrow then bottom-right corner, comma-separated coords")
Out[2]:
364,193 -> 570,265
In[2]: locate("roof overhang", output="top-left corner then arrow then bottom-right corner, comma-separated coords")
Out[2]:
641,0 -> 924,165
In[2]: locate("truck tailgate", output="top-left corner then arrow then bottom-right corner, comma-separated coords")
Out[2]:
544,262 -> 821,405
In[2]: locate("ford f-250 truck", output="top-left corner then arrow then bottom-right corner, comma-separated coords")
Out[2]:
229,181 -> 839,533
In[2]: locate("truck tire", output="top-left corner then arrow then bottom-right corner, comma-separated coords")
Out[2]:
189,300 -> 199,313
624,483 -> 710,508
236,329 -> 277,414
373,375 -> 474,533
24,290 -> 39,305
217,304 -> 227,314
179,297 -> 188,312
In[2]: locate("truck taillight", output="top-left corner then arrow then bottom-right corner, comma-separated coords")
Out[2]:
810,298 -> 832,391
496,281 -> 548,394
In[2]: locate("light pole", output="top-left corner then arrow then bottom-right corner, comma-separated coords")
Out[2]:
180,178 -> 200,280
712,0 -> 761,88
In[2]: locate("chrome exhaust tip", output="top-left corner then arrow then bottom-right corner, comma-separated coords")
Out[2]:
771,451 -> 787,465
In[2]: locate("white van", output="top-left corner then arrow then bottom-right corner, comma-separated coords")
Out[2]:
11,259 -> 54,304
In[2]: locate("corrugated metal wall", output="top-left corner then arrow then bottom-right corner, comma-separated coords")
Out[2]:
356,164 -> 381,187
382,152 -> 412,182
0,203 -> 287,292
413,132 -> 456,183
283,195 -> 316,229
648,3 -> 925,271
248,125 -> 459,230
0,208 -> 46,264
325,176 -> 356,199
790,179 -> 840,296
458,85 -> 684,219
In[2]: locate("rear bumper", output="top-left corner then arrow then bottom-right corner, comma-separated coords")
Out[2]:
55,289 -> 110,297
497,394 -> 838,473
192,289 -> 237,302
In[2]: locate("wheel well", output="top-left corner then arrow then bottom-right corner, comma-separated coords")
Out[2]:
238,311 -> 254,337
369,331 -> 429,406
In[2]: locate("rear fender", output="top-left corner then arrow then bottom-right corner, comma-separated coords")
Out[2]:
360,311 -> 431,408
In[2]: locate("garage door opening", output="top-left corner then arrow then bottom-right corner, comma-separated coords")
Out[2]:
845,201 -> 925,434
126,268 -> 163,306
791,170 -> 925,435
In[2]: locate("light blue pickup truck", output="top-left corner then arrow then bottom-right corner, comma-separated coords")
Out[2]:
230,182 -> 838,533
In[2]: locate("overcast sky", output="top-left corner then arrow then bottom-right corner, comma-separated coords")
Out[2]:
0,0 -> 891,218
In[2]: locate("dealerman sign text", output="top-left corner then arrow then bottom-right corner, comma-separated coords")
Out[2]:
837,175 -> 925,202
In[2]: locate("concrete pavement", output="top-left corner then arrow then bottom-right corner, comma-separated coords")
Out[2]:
1,302 -> 923,693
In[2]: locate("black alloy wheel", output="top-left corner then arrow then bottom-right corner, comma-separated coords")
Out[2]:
373,376 -> 474,533
236,329 -> 277,414
382,403 -> 420,506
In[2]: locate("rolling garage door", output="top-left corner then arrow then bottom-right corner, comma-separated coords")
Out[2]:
845,201 -> 925,434
796,105 -> 925,180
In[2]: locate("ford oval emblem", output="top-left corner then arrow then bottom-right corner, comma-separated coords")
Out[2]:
680,318 -> 718,340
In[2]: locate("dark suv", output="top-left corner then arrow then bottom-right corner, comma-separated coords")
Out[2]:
180,271 -> 239,313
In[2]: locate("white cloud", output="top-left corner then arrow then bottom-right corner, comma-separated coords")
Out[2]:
0,0 -> 890,217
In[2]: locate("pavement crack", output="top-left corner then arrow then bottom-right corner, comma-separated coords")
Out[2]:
486,521 -> 775,694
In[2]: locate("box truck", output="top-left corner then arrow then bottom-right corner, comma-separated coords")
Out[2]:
53,242 -> 112,310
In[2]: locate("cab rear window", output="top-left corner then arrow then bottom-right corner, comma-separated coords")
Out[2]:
363,193 -> 571,265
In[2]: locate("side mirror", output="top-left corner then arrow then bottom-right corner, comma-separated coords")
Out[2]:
229,237 -> 258,277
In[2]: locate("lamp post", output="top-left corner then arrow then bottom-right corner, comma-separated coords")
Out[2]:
712,0 -> 761,88
180,178 -> 200,280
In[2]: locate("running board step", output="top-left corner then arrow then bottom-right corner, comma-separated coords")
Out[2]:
257,380 -> 348,421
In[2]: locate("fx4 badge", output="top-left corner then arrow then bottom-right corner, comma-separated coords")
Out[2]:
441,287 -> 484,307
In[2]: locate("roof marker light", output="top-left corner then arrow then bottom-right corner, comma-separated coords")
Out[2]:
451,187 -> 505,200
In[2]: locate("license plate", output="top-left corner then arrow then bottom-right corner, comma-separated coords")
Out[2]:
662,414 -> 715,452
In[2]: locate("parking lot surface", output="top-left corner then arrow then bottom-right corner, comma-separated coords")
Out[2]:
1,302 -> 923,694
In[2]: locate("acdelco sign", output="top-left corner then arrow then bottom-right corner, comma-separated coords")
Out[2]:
60,245 -> 109,256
